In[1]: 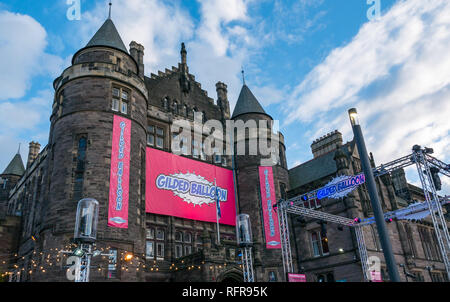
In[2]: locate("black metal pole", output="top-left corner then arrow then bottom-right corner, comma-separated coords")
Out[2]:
348,108 -> 401,282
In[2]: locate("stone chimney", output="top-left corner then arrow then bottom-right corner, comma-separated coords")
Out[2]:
129,41 -> 145,79
311,130 -> 343,158
27,141 -> 41,168
216,82 -> 230,120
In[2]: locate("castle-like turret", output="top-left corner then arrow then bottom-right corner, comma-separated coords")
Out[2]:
36,11 -> 148,281
232,83 -> 291,281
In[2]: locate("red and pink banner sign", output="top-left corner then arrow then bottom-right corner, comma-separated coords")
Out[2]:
370,271 -> 383,282
259,166 -> 281,249
146,148 -> 236,225
288,273 -> 307,282
107,115 -> 131,228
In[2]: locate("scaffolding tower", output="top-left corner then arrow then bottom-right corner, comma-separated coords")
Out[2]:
277,145 -> 450,282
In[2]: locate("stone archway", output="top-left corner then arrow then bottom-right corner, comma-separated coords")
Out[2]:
217,267 -> 244,283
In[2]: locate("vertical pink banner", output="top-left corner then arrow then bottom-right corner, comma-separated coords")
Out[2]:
108,115 -> 131,228
259,166 -> 281,249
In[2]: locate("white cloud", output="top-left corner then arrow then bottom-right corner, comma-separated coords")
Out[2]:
77,0 -> 255,109
0,10 -> 64,101
283,0 -> 450,192
0,89 -> 52,171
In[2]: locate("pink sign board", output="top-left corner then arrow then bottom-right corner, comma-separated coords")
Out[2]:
288,273 -> 306,282
146,148 -> 236,225
370,271 -> 383,282
108,115 -> 131,228
259,166 -> 281,249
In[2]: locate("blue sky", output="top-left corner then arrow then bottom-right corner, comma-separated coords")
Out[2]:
0,0 -> 449,194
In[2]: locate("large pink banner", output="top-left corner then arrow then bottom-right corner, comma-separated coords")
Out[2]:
146,148 -> 236,226
259,166 -> 281,249
107,115 -> 131,228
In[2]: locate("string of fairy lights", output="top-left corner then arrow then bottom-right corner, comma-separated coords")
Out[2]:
0,241 -> 242,280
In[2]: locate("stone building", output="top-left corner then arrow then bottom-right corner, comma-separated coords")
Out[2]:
0,11 -> 447,283
288,130 -> 449,282
0,13 -> 289,282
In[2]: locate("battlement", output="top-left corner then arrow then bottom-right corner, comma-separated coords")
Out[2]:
311,130 -> 343,158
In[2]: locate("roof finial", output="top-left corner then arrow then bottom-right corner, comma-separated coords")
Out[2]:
241,67 -> 246,86
181,42 -> 187,65
17,143 -> 21,155
108,0 -> 112,19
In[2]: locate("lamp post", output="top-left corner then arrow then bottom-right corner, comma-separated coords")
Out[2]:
73,198 -> 99,282
348,108 -> 401,282
236,214 -> 254,282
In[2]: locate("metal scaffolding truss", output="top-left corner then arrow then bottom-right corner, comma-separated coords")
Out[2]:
241,247 -> 255,282
412,148 -> 450,280
277,146 -> 450,282
277,201 -> 370,281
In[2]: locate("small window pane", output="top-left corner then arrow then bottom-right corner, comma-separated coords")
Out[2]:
112,99 -> 119,111
156,137 -> 164,148
156,229 -> 164,240
184,245 -> 192,256
146,229 -> 154,239
146,241 -> 154,258
148,125 -> 155,133
156,243 -> 164,258
175,232 -> 182,242
147,135 -> 154,146
122,91 -> 128,100
175,245 -> 183,258
121,102 -> 128,114
112,88 -> 120,97
184,233 -> 192,243
156,127 -> 164,136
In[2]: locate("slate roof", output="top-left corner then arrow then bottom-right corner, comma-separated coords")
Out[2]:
288,142 -> 354,190
2,153 -> 25,176
288,151 -> 338,189
85,19 -> 128,54
231,85 -> 268,119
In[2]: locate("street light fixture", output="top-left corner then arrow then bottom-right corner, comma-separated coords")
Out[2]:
348,108 -> 401,282
124,253 -> 133,262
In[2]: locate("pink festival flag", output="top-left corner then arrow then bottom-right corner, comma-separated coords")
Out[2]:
107,115 -> 131,228
259,166 -> 281,249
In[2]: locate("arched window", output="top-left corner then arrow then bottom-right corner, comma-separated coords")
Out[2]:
202,111 -> 206,123
163,97 -> 169,110
173,100 -> 178,114
74,136 -> 87,201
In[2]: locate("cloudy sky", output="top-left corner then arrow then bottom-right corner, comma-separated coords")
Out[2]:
0,0 -> 449,194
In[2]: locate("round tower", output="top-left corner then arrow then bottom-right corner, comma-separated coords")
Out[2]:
37,16 -> 148,281
231,84 -> 290,282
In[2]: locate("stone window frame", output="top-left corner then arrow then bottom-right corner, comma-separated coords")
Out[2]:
147,122 -> 167,150
310,229 -> 329,257
111,85 -> 130,115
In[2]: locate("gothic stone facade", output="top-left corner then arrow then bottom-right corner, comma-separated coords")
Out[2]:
0,18 -> 289,282
288,131 -> 449,282
1,17 -> 447,283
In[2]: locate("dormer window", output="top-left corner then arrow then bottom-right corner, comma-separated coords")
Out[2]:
112,87 -> 129,114
173,100 -> 178,114
163,97 -> 169,110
